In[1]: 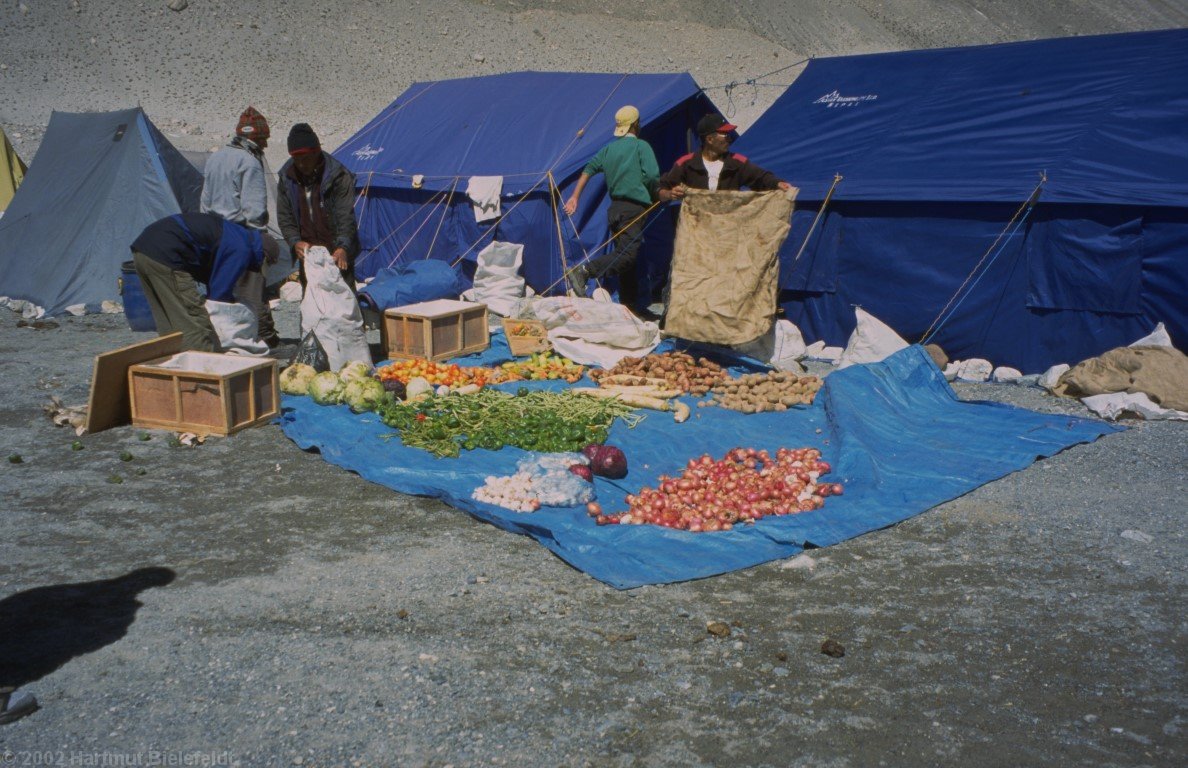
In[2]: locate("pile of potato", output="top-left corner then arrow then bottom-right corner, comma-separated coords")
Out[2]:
702,371 -> 823,413
590,352 -> 727,395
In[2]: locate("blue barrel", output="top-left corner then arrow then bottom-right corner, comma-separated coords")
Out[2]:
120,260 -> 157,332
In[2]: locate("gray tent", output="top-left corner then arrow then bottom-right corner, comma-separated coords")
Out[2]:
0,108 -> 202,315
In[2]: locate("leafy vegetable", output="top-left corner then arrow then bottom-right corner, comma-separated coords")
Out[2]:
338,360 -> 374,385
378,389 -> 639,458
343,378 -> 388,413
280,363 -> 319,395
308,371 -> 344,405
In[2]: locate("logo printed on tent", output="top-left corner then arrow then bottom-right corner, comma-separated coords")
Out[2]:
351,143 -> 384,161
813,90 -> 878,108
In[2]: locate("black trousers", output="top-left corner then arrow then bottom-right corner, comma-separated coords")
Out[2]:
582,199 -> 647,309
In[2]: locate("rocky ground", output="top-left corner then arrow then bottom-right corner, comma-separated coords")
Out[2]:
0,305 -> 1183,766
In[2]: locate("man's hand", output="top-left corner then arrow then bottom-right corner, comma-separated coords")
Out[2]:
664,185 -> 687,201
332,248 -> 349,271
294,241 -> 311,260
563,195 -> 579,216
777,181 -> 793,192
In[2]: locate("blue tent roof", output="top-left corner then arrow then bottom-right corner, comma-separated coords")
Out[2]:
0,108 -> 202,315
339,71 -> 711,196
738,29 -> 1188,206
337,72 -> 718,298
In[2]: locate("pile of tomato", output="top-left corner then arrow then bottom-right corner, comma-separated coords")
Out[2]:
375,359 -> 499,388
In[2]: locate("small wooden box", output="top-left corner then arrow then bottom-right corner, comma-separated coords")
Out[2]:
501,317 -> 550,356
128,352 -> 279,436
383,299 -> 489,361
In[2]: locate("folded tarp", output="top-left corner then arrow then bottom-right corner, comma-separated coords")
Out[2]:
278,345 -> 1119,588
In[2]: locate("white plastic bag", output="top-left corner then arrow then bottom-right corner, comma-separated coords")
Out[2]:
466,241 -> 525,317
837,308 -> 909,369
299,246 -> 371,372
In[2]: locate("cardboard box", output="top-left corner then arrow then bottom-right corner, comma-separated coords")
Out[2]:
128,351 -> 279,436
383,299 -> 489,361
501,317 -> 550,356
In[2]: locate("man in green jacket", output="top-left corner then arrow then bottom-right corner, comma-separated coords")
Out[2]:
563,105 -> 659,313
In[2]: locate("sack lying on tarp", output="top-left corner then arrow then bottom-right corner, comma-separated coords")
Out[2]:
510,296 -> 659,368
358,259 -> 462,312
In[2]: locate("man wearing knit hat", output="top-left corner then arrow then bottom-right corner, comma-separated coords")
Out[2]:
276,123 -> 360,285
562,105 -> 659,315
200,106 -> 281,346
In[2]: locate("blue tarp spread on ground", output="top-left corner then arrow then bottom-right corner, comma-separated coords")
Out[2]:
734,29 -> 1188,373
0,108 -> 203,315
336,72 -> 719,305
279,345 -> 1118,589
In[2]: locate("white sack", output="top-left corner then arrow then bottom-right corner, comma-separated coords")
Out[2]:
1081,392 -> 1188,421
511,296 -> 659,368
992,366 -> 1023,383
1039,363 -> 1070,391
467,241 -> 525,317
953,358 -> 993,382
279,281 -> 303,303
1129,322 -> 1173,349
729,319 -> 807,372
299,246 -> 371,372
206,299 -> 268,355
837,308 -> 909,369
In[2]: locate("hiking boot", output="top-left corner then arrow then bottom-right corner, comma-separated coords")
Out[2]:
261,333 -> 281,349
567,266 -> 588,297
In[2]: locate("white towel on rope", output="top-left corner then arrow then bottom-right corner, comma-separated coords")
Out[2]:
467,176 -> 503,222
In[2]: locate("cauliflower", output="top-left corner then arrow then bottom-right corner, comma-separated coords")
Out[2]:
342,377 -> 387,413
338,360 -> 374,385
308,371 -> 345,405
280,363 -> 318,396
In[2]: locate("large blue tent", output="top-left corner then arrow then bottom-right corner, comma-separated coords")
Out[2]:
0,108 -> 203,316
735,29 -> 1188,372
337,71 -> 719,300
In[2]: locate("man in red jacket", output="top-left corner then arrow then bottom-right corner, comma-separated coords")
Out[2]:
658,114 -> 793,200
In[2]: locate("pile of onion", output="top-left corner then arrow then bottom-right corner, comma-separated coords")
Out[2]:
589,447 -> 843,531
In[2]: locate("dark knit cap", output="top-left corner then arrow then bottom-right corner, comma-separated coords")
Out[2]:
287,123 -> 321,155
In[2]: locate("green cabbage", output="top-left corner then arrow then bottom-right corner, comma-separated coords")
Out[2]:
280,363 -> 318,396
338,360 -> 374,385
342,378 -> 387,413
308,371 -> 344,405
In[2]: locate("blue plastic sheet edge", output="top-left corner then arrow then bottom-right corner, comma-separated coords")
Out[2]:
278,344 -> 1121,589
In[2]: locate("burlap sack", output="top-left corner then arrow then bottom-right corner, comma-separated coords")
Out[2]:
1054,345 -> 1188,412
664,188 -> 796,345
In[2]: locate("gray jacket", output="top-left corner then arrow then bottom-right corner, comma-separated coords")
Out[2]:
200,136 -> 269,230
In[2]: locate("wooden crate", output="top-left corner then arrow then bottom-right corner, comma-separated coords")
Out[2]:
383,299 -> 489,361
128,352 -> 279,436
501,317 -> 550,356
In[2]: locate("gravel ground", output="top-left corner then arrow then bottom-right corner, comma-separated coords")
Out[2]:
0,304 -> 1184,766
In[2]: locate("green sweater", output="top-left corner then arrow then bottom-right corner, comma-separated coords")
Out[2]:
582,135 -> 660,206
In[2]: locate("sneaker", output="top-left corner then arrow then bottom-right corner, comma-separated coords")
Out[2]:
0,687 -> 38,725
567,266 -> 588,297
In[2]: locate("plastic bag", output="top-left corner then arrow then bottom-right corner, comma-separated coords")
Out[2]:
291,329 -> 330,373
